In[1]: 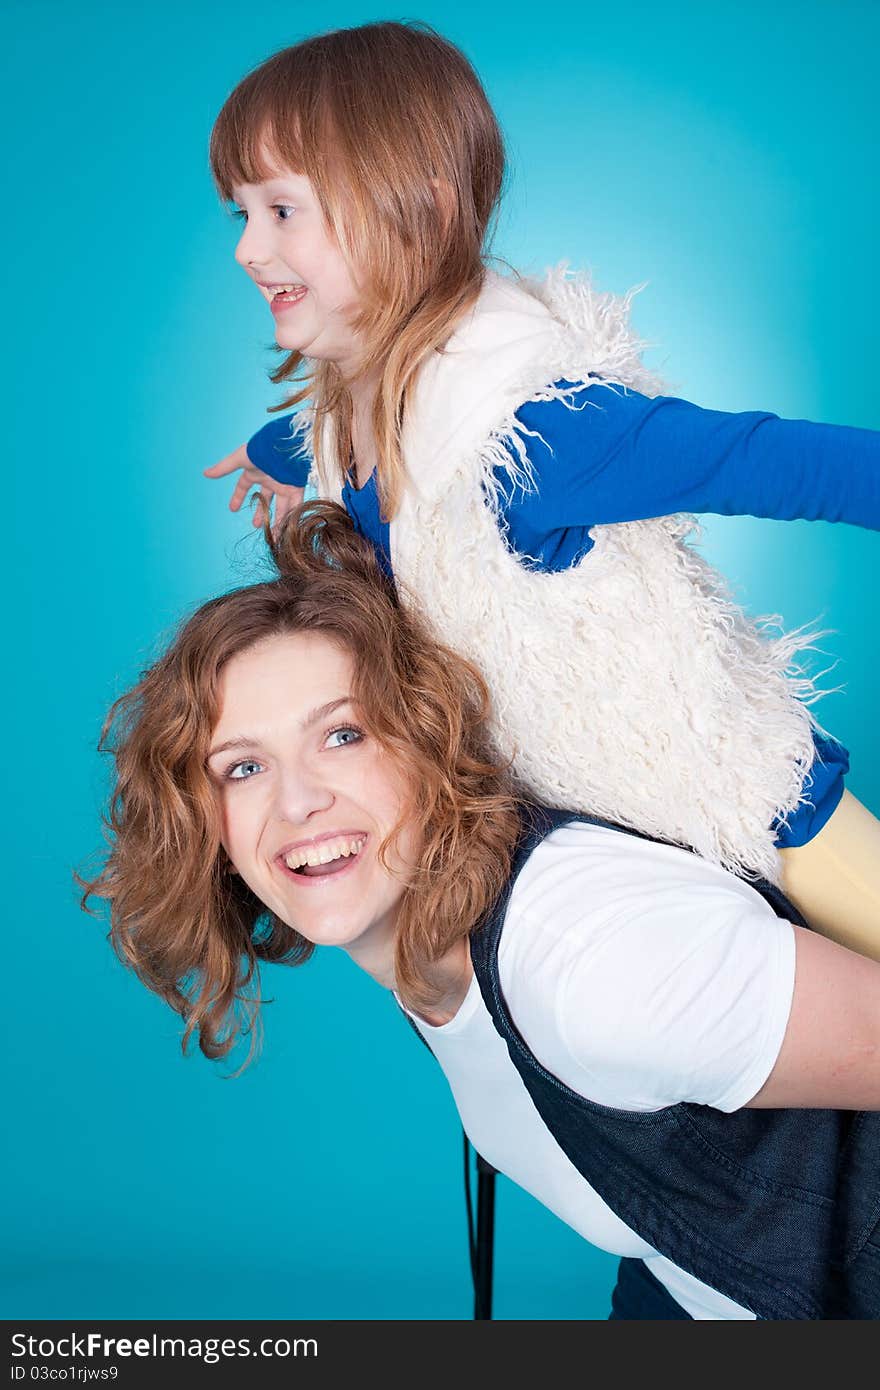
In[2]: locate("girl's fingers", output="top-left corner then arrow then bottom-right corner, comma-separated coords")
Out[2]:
204,443 -> 250,478
253,489 -> 273,528
274,487 -> 304,528
228,473 -> 256,512
204,448 -> 291,528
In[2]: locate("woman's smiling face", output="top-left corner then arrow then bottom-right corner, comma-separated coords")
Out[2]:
208,631 -> 418,979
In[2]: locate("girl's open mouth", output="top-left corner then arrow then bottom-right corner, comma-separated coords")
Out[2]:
270,284 -> 308,314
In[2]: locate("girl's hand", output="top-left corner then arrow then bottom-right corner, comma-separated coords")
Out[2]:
204,444 -> 305,531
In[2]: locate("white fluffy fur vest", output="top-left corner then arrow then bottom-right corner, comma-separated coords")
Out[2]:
308,268 -> 820,881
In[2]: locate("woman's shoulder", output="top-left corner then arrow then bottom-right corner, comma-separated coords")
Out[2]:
499,819 -> 780,1020
505,818 -> 771,925
497,821 -> 796,1111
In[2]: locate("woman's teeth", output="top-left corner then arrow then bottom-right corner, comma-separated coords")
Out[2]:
284,837 -> 365,872
273,284 -> 306,301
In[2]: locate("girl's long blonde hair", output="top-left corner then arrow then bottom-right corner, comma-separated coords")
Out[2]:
80,504 -> 521,1066
209,20 -> 506,516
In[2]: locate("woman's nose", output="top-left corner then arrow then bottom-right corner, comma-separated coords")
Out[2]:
273,764 -> 335,826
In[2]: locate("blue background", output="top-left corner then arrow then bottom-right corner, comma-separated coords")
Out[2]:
4,0 -> 879,1320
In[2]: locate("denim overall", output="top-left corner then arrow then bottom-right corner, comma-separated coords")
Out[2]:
414,806 -> 880,1319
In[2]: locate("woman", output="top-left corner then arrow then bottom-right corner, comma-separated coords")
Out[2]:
83,503 -> 880,1320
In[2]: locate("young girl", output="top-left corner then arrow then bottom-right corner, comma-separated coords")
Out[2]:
84,501 -> 880,1319
204,20 -> 880,956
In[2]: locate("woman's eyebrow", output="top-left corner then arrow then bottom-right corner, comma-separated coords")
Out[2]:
302,696 -> 352,728
208,699 -> 353,760
207,735 -> 264,760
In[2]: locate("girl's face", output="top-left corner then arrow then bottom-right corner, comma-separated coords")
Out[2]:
207,631 -> 418,982
232,161 -> 363,373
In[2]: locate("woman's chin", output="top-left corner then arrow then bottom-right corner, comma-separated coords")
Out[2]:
279,907 -> 368,949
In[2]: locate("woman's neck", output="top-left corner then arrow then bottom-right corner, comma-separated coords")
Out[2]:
346,931 -> 474,1026
410,937 -> 474,1026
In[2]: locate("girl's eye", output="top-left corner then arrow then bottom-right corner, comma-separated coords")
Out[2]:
325,726 -> 364,750
228,205 -> 295,223
226,759 -> 263,781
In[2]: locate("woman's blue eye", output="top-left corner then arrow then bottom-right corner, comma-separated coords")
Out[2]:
227,759 -> 263,781
325,726 -> 363,749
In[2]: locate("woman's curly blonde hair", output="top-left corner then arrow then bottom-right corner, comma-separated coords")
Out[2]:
80,503 -> 521,1064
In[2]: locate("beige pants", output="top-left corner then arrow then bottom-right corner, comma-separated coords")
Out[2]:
778,790 -> 880,961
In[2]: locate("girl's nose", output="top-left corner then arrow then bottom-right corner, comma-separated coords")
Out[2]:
234,220 -> 271,271
273,765 -> 335,827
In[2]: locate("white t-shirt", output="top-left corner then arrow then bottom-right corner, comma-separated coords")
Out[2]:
401,821 -> 797,1320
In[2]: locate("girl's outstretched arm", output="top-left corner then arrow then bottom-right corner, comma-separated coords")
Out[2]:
210,391 -> 880,542
502,384 -> 880,560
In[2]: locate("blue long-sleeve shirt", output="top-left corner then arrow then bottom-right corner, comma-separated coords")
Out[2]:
246,381 -> 877,845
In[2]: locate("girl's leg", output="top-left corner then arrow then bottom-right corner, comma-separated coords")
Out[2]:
778,790 -> 880,961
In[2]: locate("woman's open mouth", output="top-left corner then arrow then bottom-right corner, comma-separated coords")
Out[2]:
278,834 -> 367,882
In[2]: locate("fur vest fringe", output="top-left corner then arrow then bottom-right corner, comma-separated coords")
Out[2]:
306,267 -> 821,881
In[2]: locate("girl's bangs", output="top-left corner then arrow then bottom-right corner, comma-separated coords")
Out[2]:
210,93 -> 308,202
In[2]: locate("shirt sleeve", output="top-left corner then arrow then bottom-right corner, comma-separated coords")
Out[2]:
499,826 -> 797,1115
246,414 -> 311,487
775,730 -> 849,848
503,382 -> 880,539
